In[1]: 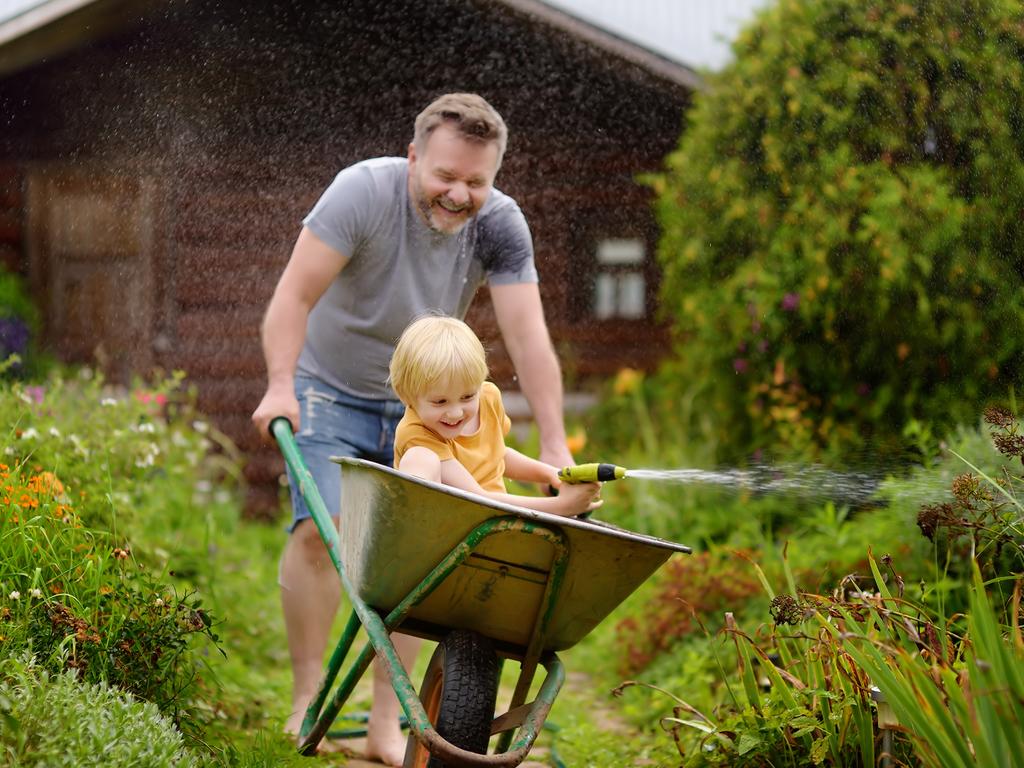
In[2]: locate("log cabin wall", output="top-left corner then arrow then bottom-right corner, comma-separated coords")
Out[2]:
0,0 -> 690,513
0,166 -> 22,274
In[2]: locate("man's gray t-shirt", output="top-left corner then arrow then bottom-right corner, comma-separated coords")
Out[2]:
298,157 -> 538,399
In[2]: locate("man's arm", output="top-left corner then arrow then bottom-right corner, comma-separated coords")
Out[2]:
251,227 -> 349,437
489,282 -> 573,470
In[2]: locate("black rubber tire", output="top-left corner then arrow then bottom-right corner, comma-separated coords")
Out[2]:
403,629 -> 499,768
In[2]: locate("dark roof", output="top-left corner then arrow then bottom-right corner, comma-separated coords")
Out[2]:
0,0 -> 702,89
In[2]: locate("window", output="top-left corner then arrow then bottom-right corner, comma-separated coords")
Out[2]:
593,238 -> 646,319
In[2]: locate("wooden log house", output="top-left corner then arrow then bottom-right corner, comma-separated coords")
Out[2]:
0,0 -> 698,512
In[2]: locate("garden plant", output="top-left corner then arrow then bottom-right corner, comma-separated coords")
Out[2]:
636,0 -> 1024,461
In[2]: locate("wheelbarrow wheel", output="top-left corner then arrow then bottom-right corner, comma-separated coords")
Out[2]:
403,629 -> 499,768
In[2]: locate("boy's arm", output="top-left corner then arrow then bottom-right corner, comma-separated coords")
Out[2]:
503,447 -> 560,487
439,456 -> 601,518
397,446 -> 443,482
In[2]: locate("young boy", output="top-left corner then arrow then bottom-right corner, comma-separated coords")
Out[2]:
388,314 -> 602,516
361,315 -> 600,765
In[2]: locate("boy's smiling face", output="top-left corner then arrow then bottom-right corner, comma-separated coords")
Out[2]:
413,376 -> 483,439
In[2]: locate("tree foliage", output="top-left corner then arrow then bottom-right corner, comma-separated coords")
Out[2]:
652,0 -> 1024,459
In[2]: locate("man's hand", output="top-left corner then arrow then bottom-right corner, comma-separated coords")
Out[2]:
252,384 -> 300,440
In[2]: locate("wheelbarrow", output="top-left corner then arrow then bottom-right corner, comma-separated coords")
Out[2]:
271,418 -> 691,767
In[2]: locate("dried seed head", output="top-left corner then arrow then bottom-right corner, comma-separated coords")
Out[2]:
769,594 -> 804,625
984,406 -> 1015,429
917,503 -> 955,541
951,472 -> 982,501
993,433 -> 1024,459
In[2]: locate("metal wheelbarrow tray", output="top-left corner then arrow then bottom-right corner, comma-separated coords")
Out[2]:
272,419 -> 690,767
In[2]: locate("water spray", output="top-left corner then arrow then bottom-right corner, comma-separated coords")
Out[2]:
558,463 -> 628,483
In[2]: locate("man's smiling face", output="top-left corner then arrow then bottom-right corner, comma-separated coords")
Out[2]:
408,123 -> 500,235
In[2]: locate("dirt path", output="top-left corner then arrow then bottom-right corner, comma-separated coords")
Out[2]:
335,662 -> 643,767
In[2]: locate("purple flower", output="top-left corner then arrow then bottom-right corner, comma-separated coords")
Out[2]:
781,293 -> 800,312
24,385 -> 45,403
0,316 -> 30,357
733,358 -> 749,374
758,340 -> 769,353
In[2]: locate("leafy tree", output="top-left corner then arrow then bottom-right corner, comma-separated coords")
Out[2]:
651,0 -> 1024,460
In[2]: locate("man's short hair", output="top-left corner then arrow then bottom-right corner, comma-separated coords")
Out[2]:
413,93 -> 508,167
389,314 -> 489,405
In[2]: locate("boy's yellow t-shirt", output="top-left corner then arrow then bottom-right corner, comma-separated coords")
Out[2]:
394,381 -> 511,492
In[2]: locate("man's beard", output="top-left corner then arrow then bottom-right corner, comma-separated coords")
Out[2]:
413,177 -> 473,235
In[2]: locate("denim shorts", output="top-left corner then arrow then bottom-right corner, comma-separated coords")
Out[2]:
286,375 -> 405,532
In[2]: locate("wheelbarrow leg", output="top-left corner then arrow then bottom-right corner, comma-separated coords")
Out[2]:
495,531 -> 570,755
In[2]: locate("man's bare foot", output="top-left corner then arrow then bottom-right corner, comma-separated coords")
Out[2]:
284,707 -> 306,740
364,717 -> 406,767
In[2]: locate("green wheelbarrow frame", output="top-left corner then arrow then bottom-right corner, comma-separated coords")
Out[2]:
272,418 -> 690,766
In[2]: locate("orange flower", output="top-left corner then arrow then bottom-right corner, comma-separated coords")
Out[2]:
613,367 -> 643,396
565,429 -> 587,455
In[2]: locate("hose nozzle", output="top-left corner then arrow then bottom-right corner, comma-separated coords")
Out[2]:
558,463 -> 627,484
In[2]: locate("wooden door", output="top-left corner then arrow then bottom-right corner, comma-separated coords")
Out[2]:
26,169 -> 158,381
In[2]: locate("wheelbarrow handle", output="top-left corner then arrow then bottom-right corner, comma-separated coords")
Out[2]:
269,417 -> 339,547
270,415 -> 295,443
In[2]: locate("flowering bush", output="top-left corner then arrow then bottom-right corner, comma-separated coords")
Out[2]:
650,0 -> 1024,460
0,370 -> 230,737
615,550 -> 762,675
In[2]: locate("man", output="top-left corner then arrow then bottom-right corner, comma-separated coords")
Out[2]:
251,93 -> 573,765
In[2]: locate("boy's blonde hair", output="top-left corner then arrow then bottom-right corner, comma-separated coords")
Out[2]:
389,315 -> 488,404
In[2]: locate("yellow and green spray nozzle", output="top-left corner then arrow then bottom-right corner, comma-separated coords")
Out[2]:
558,463 -> 628,484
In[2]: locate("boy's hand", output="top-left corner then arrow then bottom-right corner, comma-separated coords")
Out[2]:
539,446 -> 574,496
540,463 -> 562,495
556,481 -> 603,516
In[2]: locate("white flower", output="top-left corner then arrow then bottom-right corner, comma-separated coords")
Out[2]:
4,447 -> 14,456
69,434 -> 89,457
138,422 -> 156,434
101,398 -> 117,407
19,428 -> 39,440
8,591 -> 20,600
29,588 -> 42,599
154,598 -> 165,607
192,420 -> 209,434
48,427 -> 61,438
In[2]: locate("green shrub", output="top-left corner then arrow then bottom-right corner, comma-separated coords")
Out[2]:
0,655 -> 202,767
650,0 -> 1024,460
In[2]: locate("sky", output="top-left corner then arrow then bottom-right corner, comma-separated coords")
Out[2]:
0,0 -> 770,71
541,0 -> 769,69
